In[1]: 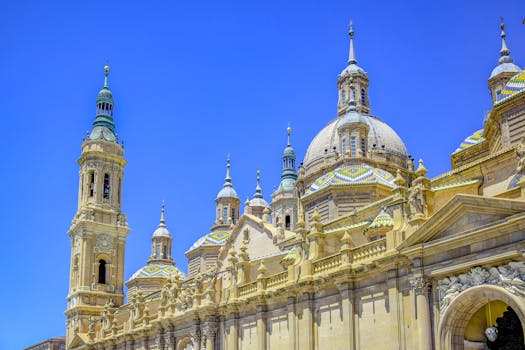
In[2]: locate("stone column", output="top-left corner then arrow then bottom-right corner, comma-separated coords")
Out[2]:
287,296 -> 297,350
336,282 -> 355,350
299,292 -> 314,350
410,276 -> 431,350
229,311 -> 239,350
256,304 -> 267,350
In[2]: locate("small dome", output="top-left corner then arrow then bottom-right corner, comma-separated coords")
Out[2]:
153,225 -> 170,238
305,163 -> 396,196
340,63 -> 367,78
283,145 -> 296,158
453,129 -> 484,153
496,70 -> 525,103
96,87 -> 114,103
278,177 -> 296,191
217,186 -> 238,199
363,209 -> 394,233
187,230 -> 230,253
129,263 -> 185,280
303,115 -> 408,169
88,125 -> 117,142
250,197 -> 269,208
490,62 -> 521,79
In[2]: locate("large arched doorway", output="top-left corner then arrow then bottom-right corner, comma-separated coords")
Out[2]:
177,337 -> 194,350
438,285 -> 525,350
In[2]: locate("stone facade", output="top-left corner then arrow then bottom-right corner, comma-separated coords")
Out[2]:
66,24 -> 525,350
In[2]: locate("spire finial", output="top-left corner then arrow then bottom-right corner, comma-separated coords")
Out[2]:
498,17 -> 513,64
224,154 -> 232,185
254,168 -> 262,197
103,64 -> 109,88
287,123 -> 291,146
348,20 -> 357,65
160,200 -> 166,225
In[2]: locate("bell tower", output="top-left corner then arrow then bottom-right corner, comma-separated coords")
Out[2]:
65,66 -> 129,345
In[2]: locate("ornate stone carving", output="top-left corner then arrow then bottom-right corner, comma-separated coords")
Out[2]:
96,233 -> 113,251
437,262 -> 525,313
409,276 -> 429,294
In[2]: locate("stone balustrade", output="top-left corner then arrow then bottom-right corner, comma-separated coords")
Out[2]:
352,238 -> 387,262
313,253 -> 343,273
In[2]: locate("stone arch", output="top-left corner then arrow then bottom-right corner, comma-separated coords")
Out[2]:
438,284 -> 525,350
177,337 -> 194,350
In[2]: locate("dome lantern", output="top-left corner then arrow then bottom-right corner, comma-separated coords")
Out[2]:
89,65 -> 117,142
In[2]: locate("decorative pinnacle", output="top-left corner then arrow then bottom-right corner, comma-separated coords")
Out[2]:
348,20 -> 357,65
254,169 -> 263,198
224,154 -> 232,186
103,65 -> 109,87
287,123 -> 292,146
158,201 -> 166,228
499,18 -> 513,64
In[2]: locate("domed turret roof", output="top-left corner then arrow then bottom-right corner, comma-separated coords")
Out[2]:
216,156 -> 239,199
496,70 -> 525,103
303,114 -> 407,168
363,209 -> 394,233
153,203 -> 172,238
129,263 -> 185,280
305,163 -> 396,196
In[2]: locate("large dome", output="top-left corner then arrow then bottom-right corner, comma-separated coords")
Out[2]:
303,113 -> 408,169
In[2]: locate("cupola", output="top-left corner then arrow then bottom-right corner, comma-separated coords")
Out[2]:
89,66 -> 117,142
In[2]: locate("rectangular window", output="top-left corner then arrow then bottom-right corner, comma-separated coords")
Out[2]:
231,208 -> 236,224
361,138 -> 366,156
223,207 -> 228,224
350,136 -> 357,157
156,244 -> 160,258
285,215 -> 291,229
342,138 -> 347,154
89,171 -> 95,197
163,246 -> 167,259
103,173 -> 110,199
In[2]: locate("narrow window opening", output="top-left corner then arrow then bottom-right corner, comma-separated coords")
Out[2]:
103,173 -> 110,199
350,136 -> 357,157
223,207 -> 228,224
162,245 -> 167,259
342,138 -> 347,154
117,178 -> 122,204
341,89 -> 346,103
98,259 -> 106,284
351,86 -> 356,101
285,215 -> 291,229
89,171 -> 95,197
361,89 -> 366,105
361,138 -> 366,156
156,244 -> 160,258
231,208 -> 236,224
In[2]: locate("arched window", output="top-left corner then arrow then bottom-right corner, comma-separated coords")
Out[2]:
231,208 -> 236,224
98,259 -> 106,284
163,245 -> 167,259
361,88 -> 366,105
156,244 -> 160,258
351,86 -> 356,101
341,89 -> 346,103
361,138 -> 366,156
285,215 -> 291,229
103,173 -> 110,199
342,138 -> 347,154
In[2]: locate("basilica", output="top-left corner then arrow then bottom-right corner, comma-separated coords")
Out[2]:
65,22 -> 525,350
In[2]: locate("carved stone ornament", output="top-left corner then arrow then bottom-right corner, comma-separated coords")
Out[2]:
409,276 -> 429,294
96,233 -> 113,251
437,262 -> 525,313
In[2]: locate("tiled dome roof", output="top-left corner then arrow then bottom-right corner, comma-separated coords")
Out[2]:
129,263 -> 184,280
453,129 -> 484,153
497,70 -> 525,103
305,163 -> 396,196
187,231 -> 230,253
363,209 -> 394,233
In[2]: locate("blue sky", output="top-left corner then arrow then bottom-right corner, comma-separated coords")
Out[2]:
1,0 -> 524,348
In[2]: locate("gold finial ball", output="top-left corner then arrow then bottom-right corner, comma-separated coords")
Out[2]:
287,126 -> 291,134
104,65 -> 110,72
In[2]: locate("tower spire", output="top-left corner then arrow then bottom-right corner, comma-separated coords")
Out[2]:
224,154 -> 232,186
499,18 -> 513,64
348,20 -> 357,65
159,200 -> 166,226
89,65 -> 117,142
254,169 -> 263,198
